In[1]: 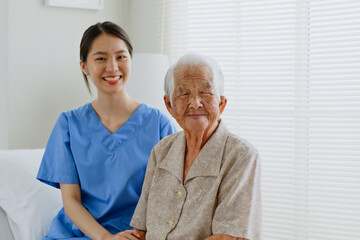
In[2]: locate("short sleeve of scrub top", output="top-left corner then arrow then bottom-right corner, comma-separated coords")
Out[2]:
37,112 -> 79,188
36,103 -> 176,239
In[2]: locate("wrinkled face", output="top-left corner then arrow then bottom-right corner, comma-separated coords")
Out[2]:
80,33 -> 131,95
166,64 -> 226,134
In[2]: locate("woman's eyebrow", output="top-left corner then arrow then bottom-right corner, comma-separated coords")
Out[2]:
92,50 -> 127,56
201,81 -> 212,88
92,52 -> 106,56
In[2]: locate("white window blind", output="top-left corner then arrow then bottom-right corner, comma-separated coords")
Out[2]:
157,0 -> 360,239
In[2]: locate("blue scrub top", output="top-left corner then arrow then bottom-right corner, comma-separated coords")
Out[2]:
37,103 -> 176,239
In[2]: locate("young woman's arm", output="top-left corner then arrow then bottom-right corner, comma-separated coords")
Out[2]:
60,183 -> 139,240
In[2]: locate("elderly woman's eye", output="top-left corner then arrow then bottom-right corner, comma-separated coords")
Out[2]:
177,92 -> 189,98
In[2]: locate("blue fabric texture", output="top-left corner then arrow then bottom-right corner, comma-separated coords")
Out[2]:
37,103 -> 176,239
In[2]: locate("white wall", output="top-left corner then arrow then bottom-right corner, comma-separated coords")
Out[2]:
7,0 -> 129,149
128,0 -> 159,53
127,0 -> 180,129
127,53 -> 171,118
0,0 -> 9,149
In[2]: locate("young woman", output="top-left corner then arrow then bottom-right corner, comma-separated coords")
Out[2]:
37,21 -> 176,240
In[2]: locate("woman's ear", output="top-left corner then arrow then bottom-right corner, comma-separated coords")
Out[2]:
219,96 -> 227,114
80,61 -> 89,75
164,95 -> 175,117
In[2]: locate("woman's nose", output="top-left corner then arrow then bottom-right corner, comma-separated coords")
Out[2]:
189,95 -> 203,109
106,58 -> 119,72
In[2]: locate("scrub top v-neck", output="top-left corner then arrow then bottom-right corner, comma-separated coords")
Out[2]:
37,103 -> 176,239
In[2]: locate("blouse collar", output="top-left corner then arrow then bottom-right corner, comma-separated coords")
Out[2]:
159,120 -> 229,184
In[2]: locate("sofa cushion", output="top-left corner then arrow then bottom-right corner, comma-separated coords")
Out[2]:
0,149 -> 62,240
0,206 -> 14,240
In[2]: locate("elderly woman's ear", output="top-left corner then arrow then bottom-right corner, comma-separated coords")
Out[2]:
219,96 -> 227,114
164,95 -> 175,117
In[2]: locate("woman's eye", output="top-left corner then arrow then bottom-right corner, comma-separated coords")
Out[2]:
117,55 -> 126,59
177,92 -> 189,98
96,57 -> 105,61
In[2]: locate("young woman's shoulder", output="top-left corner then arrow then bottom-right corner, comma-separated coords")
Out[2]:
60,102 -> 91,118
55,102 -> 91,122
50,103 -> 92,134
139,103 -> 166,119
139,103 -> 177,133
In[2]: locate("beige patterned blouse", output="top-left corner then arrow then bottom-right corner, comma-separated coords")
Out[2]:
130,120 -> 262,240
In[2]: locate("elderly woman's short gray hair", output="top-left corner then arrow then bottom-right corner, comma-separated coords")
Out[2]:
164,53 -> 224,101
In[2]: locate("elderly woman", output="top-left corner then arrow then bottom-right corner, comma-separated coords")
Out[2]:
129,53 -> 262,240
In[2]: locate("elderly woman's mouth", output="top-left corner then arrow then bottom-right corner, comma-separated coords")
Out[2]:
187,114 -> 206,118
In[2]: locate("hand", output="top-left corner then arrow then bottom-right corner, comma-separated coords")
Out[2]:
104,230 -> 142,240
205,235 -> 247,240
132,228 -> 146,240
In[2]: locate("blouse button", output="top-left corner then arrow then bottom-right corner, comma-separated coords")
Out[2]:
168,220 -> 174,227
177,190 -> 184,198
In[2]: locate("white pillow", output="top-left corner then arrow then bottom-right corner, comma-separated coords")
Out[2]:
0,149 -> 62,240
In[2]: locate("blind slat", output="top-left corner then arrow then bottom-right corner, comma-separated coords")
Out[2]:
158,0 -> 360,239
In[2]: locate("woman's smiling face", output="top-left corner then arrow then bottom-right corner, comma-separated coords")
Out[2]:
80,33 -> 131,95
167,64 -> 226,134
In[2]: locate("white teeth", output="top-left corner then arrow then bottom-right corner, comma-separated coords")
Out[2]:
104,76 -> 121,81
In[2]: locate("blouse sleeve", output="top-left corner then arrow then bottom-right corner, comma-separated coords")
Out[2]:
36,112 -> 80,189
212,149 -> 262,240
130,147 -> 158,231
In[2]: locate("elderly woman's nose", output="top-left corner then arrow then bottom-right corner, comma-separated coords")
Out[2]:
106,58 -> 119,72
189,95 -> 203,108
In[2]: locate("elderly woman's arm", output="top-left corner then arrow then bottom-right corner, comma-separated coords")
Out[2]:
211,147 -> 262,240
130,149 -> 158,233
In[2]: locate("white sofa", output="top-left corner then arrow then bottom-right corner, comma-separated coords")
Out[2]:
0,149 -> 62,240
